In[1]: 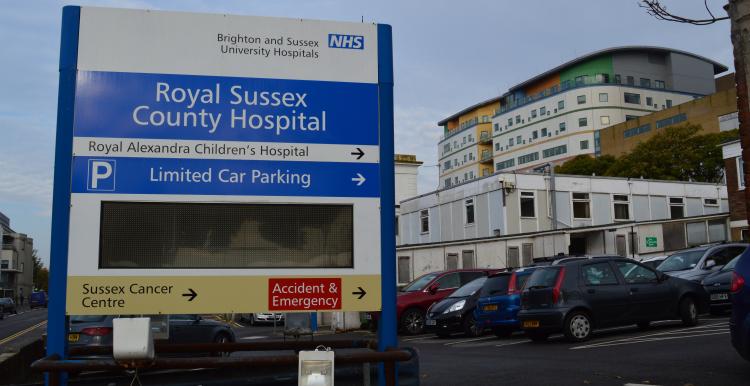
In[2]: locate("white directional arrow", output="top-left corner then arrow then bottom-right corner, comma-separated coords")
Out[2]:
352,173 -> 366,186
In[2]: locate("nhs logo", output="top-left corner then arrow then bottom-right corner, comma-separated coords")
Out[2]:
328,34 -> 364,50
87,159 -> 116,192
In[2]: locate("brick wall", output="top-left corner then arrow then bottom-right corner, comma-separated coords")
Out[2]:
725,157 -> 748,222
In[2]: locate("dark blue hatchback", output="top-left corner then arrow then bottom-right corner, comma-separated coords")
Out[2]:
731,247 -> 750,361
475,267 -> 538,337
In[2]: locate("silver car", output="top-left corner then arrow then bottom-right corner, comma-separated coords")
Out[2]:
657,243 -> 748,282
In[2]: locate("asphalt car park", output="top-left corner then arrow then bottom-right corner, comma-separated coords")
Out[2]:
403,315 -> 750,386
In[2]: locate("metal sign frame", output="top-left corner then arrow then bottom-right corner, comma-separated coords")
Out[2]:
47,6 -> 396,384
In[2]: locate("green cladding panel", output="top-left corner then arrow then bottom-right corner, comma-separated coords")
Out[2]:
559,54 -> 614,85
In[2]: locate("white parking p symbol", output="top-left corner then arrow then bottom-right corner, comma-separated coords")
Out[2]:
87,159 -> 116,191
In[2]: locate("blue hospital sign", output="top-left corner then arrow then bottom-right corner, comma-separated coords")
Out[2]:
50,7 -> 393,317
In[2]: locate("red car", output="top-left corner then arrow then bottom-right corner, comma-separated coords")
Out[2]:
373,269 -> 498,335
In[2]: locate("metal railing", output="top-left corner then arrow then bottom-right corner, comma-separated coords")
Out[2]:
33,339 -> 414,386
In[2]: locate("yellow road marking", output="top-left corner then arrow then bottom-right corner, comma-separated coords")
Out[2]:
0,321 -> 47,346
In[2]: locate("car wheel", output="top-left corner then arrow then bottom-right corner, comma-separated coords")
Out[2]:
213,333 -> 232,357
679,297 -> 698,327
637,321 -> 650,330
462,313 -> 482,337
400,309 -> 425,335
493,327 -> 513,338
526,331 -> 548,342
564,311 -> 592,342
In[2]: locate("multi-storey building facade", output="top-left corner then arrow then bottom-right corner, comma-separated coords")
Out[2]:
438,47 -> 727,189
722,140 -> 748,241
599,74 -> 737,156
0,212 -> 34,301
396,172 -> 729,284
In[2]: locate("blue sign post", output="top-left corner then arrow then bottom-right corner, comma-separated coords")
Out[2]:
48,6 -> 396,386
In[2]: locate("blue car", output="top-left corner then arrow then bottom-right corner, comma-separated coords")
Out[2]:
731,247 -> 750,361
475,267 -> 538,337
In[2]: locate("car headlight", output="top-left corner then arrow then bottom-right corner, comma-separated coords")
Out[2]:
443,299 -> 466,314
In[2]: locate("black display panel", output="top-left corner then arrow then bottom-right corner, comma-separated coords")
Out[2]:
99,202 -> 353,268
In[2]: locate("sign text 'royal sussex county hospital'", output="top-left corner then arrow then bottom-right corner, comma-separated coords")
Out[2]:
49,7 -> 394,316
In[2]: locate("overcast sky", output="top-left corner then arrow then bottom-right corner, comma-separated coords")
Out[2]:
0,0 -> 735,266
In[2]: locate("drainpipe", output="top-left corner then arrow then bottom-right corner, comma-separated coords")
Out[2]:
549,163 -> 558,230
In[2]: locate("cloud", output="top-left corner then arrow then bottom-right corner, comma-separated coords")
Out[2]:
393,104 -> 444,193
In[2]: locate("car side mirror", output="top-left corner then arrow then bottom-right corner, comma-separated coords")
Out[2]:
428,284 -> 439,294
705,259 -> 716,270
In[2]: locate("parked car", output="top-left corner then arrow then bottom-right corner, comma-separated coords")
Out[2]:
68,314 -> 236,354
640,255 -> 668,270
475,267 -> 538,337
375,269 -> 498,335
0,297 -> 17,318
425,276 -> 487,337
702,255 -> 741,315
29,291 -> 48,309
518,257 -> 709,342
657,243 -> 748,282
730,247 -> 750,361
239,313 -> 284,325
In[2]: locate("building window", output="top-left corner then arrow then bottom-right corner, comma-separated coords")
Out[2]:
520,191 -> 536,218
559,122 -> 566,132
495,143 -> 500,151
463,136 -> 467,144
666,99 -> 673,108
496,159 -> 515,170
626,75 -> 635,85
613,194 -> 630,220
704,198 -> 719,207
577,95 -> 586,104
444,178 -> 451,188
558,100 -> 565,110
646,97 -> 653,107
507,247 -> 520,268
655,113 -> 687,129
468,134 -> 473,142
509,138 -> 514,146
541,128 -> 548,137
463,154 -> 467,163
462,250 -> 476,269
532,130 -> 538,139
494,123 -> 499,132
398,256 -> 411,284
624,92 -> 641,104
515,115 -> 521,124
482,168 -> 490,177
580,140 -> 589,150
600,115 -> 610,126
465,199 -> 475,225
578,117 -> 588,127
738,157 -> 746,190
542,145 -> 567,158
531,109 -> 537,118
614,74 -> 622,84
516,135 -> 522,144
595,73 -> 609,84
443,160 -> 451,170
446,254 -> 459,270
518,152 -> 540,165
469,152 -> 474,160
598,93 -> 608,103
572,192 -> 591,219
508,118 -> 513,126
669,197 -> 685,219
655,80 -> 666,89
640,78 -> 651,88
540,106 -> 547,115
623,123 -> 651,138
575,75 -> 589,86
625,115 -> 638,121
420,209 -> 429,233
0,260 -> 7,269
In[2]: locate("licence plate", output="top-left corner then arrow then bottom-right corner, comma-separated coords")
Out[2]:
68,333 -> 80,343
711,293 -> 729,301
523,320 -> 540,328
482,305 -> 498,311
425,319 -> 436,326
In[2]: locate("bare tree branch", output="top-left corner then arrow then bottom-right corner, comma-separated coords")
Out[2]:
639,0 -> 729,25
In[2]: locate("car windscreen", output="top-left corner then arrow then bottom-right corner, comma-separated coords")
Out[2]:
401,272 -> 440,292
722,255 -> 741,271
479,275 -> 510,297
449,277 -> 487,298
516,272 -> 533,290
525,267 -> 561,289
70,315 -> 108,323
657,250 -> 706,272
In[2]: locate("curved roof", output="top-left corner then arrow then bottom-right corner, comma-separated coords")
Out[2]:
438,46 -> 728,126
508,45 -> 727,93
